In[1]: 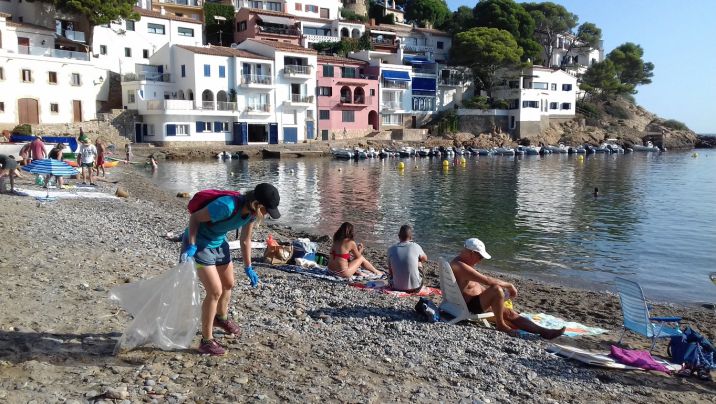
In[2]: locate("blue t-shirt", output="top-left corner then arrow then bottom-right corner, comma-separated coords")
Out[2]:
185,195 -> 254,249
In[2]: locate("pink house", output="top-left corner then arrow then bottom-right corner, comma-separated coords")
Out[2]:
316,56 -> 380,140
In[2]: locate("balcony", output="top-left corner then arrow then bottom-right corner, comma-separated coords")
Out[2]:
403,44 -> 435,53
258,25 -> 300,36
62,29 -> 86,43
282,65 -> 312,79
15,45 -> 90,61
412,66 -> 436,75
122,72 -> 171,82
339,96 -> 373,107
140,99 -> 239,113
382,80 -> 409,90
217,101 -> 238,111
370,38 -> 396,46
244,104 -> 272,115
283,94 -> 314,108
381,101 -> 403,111
240,74 -> 273,86
145,99 -> 194,111
439,78 -> 465,86
303,34 -> 340,43
159,0 -> 202,6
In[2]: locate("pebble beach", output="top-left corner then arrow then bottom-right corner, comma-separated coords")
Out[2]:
0,166 -> 714,403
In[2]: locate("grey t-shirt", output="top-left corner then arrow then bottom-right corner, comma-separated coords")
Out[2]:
387,241 -> 426,291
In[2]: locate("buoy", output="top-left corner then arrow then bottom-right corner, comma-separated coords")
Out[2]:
338,168 -> 342,172
460,157 -> 466,164
692,153 -> 698,158
442,160 -> 449,167
398,162 -> 405,169
578,155 -> 584,161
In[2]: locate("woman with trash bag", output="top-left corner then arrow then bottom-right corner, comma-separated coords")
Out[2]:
180,183 -> 281,356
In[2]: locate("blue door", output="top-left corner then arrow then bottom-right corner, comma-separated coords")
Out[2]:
306,121 -> 314,140
135,123 -> 143,143
283,127 -> 298,143
232,122 -> 248,145
269,123 -> 278,144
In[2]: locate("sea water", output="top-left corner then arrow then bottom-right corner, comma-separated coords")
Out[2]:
145,149 -> 716,306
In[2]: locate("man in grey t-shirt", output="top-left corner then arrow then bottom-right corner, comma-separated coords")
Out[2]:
387,224 -> 428,292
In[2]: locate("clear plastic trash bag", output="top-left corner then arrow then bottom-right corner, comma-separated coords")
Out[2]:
109,259 -> 201,353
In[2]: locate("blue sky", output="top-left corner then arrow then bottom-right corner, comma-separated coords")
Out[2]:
446,0 -> 716,133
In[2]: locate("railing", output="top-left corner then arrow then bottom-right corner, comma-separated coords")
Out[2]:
382,80 -> 409,89
303,34 -> 340,43
258,25 -> 300,36
403,44 -> 434,53
216,101 -> 237,111
159,0 -> 202,6
439,78 -> 464,86
412,66 -> 436,75
381,101 -> 402,110
370,38 -> 396,46
200,101 -> 215,110
284,65 -> 311,75
290,94 -> 314,103
122,72 -> 171,82
145,99 -> 194,111
245,104 -> 271,113
340,96 -> 373,105
63,30 -> 86,43
16,45 -> 90,61
241,74 -> 272,85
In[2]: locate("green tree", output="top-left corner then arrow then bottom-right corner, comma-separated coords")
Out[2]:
440,5 -> 475,34
204,3 -> 235,46
522,2 -> 577,67
580,59 -> 623,99
48,0 -> 138,26
607,42 -> 654,92
472,0 -> 541,63
560,22 -> 602,68
405,0 -> 450,28
451,27 -> 523,98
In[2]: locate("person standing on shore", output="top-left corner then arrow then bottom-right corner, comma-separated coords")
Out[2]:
450,238 -> 565,339
125,141 -> 132,164
30,136 -> 46,161
94,139 -> 106,177
180,183 -> 281,356
387,224 -> 428,292
77,137 -> 97,185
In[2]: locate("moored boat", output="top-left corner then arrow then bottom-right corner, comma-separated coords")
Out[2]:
632,141 -> 660,152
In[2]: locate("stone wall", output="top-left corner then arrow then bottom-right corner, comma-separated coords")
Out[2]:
329,128 -> 374,141
398,129 -> 428,141
457,114 -> 510,137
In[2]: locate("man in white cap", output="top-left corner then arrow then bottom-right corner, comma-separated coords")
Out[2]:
450,237 -> 565,339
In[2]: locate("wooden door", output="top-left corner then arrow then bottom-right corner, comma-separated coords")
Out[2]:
17,37 -> 29,54
72,100 -> 82,122
17,98 -> 39,124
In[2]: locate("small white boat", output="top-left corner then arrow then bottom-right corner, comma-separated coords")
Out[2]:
632,141 -> 660,152
455,146 -> 466,156
354,148 -> 368,159
331,148 -> 353,159
366,147 -> 378,158
494,147 -> 516,156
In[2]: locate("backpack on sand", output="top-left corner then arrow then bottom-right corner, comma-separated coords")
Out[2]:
668,326 -> 715,380
187,190 -> 242,226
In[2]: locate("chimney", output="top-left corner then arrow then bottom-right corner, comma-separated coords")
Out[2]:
160,6 -> 166,15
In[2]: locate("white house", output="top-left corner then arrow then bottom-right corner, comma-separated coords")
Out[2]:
546,32 -> 604,76
122,43 -> 281,145
233,0 -> 341,20
0,13 -> 108,126
238,39 -> 317,142
92,7 -> 204,74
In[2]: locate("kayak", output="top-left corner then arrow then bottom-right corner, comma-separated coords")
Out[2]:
66,160 -> 120,168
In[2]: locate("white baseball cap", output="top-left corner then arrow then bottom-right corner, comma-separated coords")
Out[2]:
464,238 -> 491,259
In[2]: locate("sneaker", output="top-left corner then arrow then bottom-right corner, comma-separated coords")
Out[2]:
213,317 -> 241,337
198,339 -> 225,356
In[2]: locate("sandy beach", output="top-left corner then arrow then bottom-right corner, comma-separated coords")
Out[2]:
0,165 -> 714,403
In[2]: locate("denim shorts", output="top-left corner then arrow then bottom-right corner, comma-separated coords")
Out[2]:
182,240 -> 231,267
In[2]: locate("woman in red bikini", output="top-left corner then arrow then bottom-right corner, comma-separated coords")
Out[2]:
327,222 -> 382,278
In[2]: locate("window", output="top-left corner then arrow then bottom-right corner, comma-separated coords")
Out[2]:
124,47 -> 131,57
382,114 -> 403,125
99,45 -> 107,55
143,49 -> 149,59
127,91 -> 135,103
295,3 -> 302,10
204,64 -> 210,77
522,100 -> 539,108
166,124 -> 189,136
196,121 -> 213,132
238,21 -> 247,32
219,66 -> 226,78
222,122 -> 230,132
508,80 -> 519,89
562,84 -> 573,91
126,20 -> 135,31
322,65 -> 334,77
178,27 -> 194,37
549,102 -> 558,110
342,110 -> 355,122
0,102 -> 4,112
319,110 -> 330,120
71,73 -> 81,86
50,103 -> 59,113
305,4 -> 317,12
550,83 -> 556,91
320,7 -> 329,18
48,71 -> 57,84
250,0 -> 262,7
341,67 -> 356,78
532,82 -> 548,90
147,23 -> 165,35
370,89 -> 375,96
267,2 -> 281,11
318,87 -> 332,96
0,67 -> 4,80
176,125 -> 189,135
437,41 -> 444,49
561,102 -> 571,110
321,129 -> 328,139
21,69 -> 32,82
181,65 -> 186,77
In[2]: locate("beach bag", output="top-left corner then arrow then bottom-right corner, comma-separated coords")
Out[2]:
187,189 -> 241,213
109,259 -> 202,353
263,245 -> 293,265
292,238 -> 317,260
668,326 -> 715,379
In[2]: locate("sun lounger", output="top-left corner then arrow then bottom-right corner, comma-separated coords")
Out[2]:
438,258 -> 494,326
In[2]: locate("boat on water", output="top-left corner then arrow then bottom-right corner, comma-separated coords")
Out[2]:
477,148 -> 492,156
354,148 -> 368,159
517,145 -> 541,155
455,146 -> 466,156
494,147 -> 516,156
429,147 -> 441,157
573,145 -> 587,154
398,147 -> 415,158
416,147 -> 429,157
545,144 -> 569,154
365,147 -> 378,158
331,148 -> 353,160
632,141 -> 660,152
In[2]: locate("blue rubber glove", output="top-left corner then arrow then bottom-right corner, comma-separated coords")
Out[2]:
244,266 -> 259,287
180,244 -> 197,263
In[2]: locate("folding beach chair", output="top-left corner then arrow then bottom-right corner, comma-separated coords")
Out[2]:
438,258 -> 494,326
614,277 -> 682,351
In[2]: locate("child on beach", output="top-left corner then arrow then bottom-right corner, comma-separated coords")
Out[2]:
94,139 -> 106,177
77,137 -> 97,185
180,183 -> 281,356
327,222 -> 383,278
125,142 -> 132,163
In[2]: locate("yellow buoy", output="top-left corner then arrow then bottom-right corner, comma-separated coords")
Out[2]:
578,155 -> 584,161
398,162 -> 405,169
442,160 -> 450,166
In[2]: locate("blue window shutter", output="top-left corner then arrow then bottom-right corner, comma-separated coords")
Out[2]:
166,124 -> 176,136
214,121 -> 222,132
204,64 -> 210,77
196,121 -> 205,132
181,65 -> 186,77
219,66 -> 225,78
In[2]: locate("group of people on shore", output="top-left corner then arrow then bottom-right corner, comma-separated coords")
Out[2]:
177,183 -> 564,356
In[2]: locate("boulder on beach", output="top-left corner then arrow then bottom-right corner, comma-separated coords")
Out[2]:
115,187 -> 129,198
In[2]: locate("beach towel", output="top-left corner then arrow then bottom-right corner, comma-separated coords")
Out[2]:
520,313 -> 608,337
350,279 -> 442,298
14,188 -> 119,200
609,345 -> 671,374
546,343 -> 681,372
253,262 -> 386,282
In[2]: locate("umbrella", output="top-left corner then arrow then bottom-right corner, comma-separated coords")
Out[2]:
21,158 -> 79,201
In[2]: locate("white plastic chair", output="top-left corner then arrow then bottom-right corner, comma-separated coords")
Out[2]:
438,257 -> 494,326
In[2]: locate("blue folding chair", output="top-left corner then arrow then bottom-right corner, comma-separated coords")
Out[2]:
614,277 -> 683,351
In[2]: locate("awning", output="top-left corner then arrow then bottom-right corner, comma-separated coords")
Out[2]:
412,77 -> 436,93
258,14 -> 293,26
404,55 -> 434,65
382,70 -> 410,81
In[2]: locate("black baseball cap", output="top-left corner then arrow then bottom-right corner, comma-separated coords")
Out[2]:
254,183 -> 280,219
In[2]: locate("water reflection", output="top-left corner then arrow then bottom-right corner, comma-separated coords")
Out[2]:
145,150 -> 716,305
